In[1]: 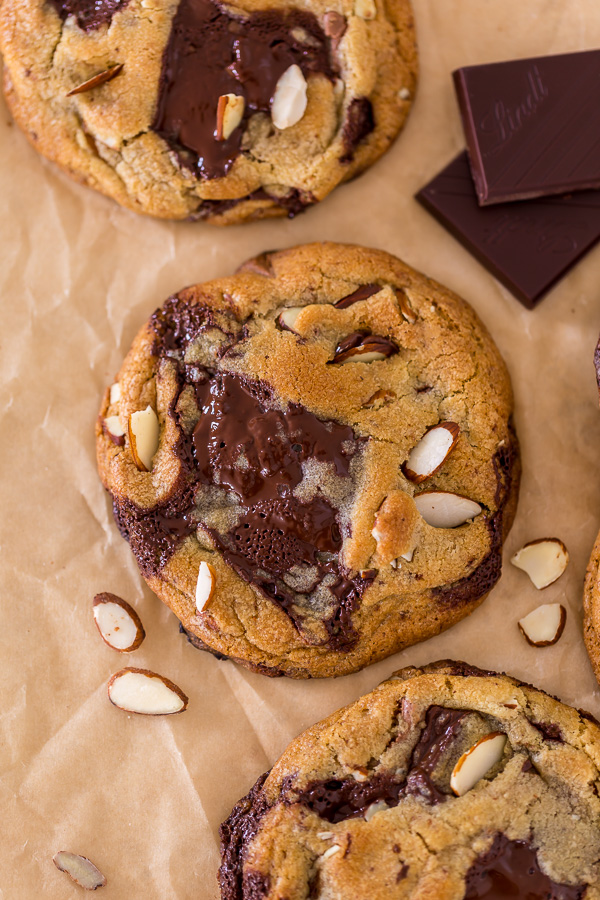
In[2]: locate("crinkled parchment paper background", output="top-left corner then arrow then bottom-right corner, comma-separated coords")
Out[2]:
2,1 -> 600,896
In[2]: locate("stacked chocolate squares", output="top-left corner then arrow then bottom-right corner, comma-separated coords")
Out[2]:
416,49 -> 600,308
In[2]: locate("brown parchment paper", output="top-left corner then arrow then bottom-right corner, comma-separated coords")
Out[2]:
3,1 -> 600,896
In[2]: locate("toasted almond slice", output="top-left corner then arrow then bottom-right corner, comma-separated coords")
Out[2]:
196,561 -> 216,612
354,0 -> 376,19
277,306 -> 304,333
216,93 -> 245,141
364,800 -> 388,821
372,491 -> 419,565
450,732 -> 507,796
67,63 -> 123,96
108,668 -> 188,715
93,592 -> 145,652
53,852 -> 106,890
511,539 -> 569,589
414,491 -> 482,528
396,289 -> 417,324
518,603 -> 566,647
104,415 -> 126,445
321,844 -> 341,860
403,422 -> 460,483
128,405 -> 159,472
271,64 -> 307,130
109,382 -> 121,405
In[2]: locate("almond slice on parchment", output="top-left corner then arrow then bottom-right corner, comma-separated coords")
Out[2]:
511,539 -> 569,589
518,603 -> 566,647
107,668 -> 188,715
93,592 -> 145,652
53,851 -> 106,890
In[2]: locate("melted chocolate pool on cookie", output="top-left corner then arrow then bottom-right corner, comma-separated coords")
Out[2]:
464,834 -> 586,899
114,295 -> 375,649
153,0 -> 337,179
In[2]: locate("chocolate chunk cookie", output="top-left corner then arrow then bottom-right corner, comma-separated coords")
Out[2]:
0,0 -> 416,223
583,342 -> 600,685
219,661 -> 600,899
96,243 -> 519,678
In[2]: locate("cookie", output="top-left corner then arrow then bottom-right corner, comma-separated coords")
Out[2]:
219,661 -> 600,899
583,342 -> 600,684
0,0 -> 416,223
96,242 -> 519,678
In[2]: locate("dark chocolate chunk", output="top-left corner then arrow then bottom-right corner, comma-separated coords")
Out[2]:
292,706 -> 468,823
330,331 -> 398,363
153,0 -> 335,180
529,720 -> 563,743
416,152 -> 600,308
219,772 -> 271,900
333,283 -> 382,309
190,187 -> 316,220
464,833 -> 586,899
48,0 -> 129,30
453,50 -> 600,205
340,97 -> 375,162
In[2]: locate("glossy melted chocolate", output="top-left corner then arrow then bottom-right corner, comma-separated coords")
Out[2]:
48,0 -> 129,30
113,301 -> 375,648
153,0 -> 335,179
189,371 -> 372,646
464,834 -> 586,899
294,706 -> 467,822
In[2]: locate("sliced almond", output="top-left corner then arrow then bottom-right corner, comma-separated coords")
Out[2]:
215,93 -> 245,141
364,800 -> 388,821
414,491 -> 482,528
271,64 -> 308,130
67,63 -> 123,96
518,603 -> 566,647
354,0 -> 376,19
321,844 -> 341,860
128,405 -> 159,472
277,306 -> 304,333
108,668 -> 188,715
396,289 -> 417,324
93,592 -> 145,652
331,332 -> 397,364
450,732 -> 507,796
103,415 -> 126,445
511,539 -> 569,589
53,852 -> 106,890
403,422 -> 460,483
109,382 -> 121,405
196,561 -> 216,612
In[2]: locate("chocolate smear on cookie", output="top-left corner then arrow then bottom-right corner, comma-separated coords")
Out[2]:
48,0 -> 129,31
464,833 -> 586,899
292,706 -> 468,822
153,0 -> 336,179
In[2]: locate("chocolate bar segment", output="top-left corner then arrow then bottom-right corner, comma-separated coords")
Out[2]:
415,152 -> 600,308
453,50 -> 600,205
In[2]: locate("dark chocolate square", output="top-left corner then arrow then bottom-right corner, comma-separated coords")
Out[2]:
453,49 -> 600,205
415,152 -> 600,308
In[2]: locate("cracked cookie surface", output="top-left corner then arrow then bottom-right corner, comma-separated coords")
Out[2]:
0,0 -> 416,222
96,242 -> 519,678
219,661 -> 600,899
583,343 -> 600,687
